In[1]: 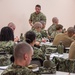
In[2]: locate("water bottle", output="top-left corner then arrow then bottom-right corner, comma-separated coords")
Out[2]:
20,33 -> 24,41
57,41 -> 64,54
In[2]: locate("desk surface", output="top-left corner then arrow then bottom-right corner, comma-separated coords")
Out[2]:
40,42 -> 53,46
50,53 -> 69,59
42,71 -> 75,75
0,70 -> 3,75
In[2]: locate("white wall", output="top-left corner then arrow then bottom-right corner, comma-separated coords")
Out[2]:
0,0 -> 75,37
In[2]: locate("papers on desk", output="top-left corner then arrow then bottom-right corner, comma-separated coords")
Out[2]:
50,53 -> 63,59
32,67 -> 39,72
0,66 -> 8,70
40,42 -> 53,46
65,47 -> 70,50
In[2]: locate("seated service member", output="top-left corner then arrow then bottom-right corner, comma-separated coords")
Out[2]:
69,41 -> 75,59
8,22 -> 16,32
25,31 -> 44,63
29,4 -> 46,29
33,22 -> 42,42
1,42 -> 40,75
48,17 -> 59,36
53,27 -> 74,47
8,22 -> 19,42
40,21 -> 48,38
71,25 -> 75,40
51,24 -> 63,39
0,26 -> 15,66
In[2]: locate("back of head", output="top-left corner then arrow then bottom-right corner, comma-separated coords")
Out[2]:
52,17 -> 59,24
67,27 -> 75,37
67,27 -> 75,33
1,42 -> 33,75
14,42 -> 32,60
0,26 -> 14,41
34,22 -> 42,29
25,31 -> 36,44
56,24 -> 63,30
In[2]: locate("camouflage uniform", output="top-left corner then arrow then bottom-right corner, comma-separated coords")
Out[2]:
53,33 -> 74,47
69,41 -> 75,59
34,30 -> 42,42
41,30 -> 47,38
51,31 -> 61,39
52,57 -> 75,73
33,47 -> 45,61
29,12 -> 46,24
1,64 -> 40,75
48,24 -> 56,36
0,41 -> 15,66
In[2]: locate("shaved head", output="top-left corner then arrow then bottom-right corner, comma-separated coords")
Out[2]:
34,22 -> 42,29
14,42 -> 33,60
52,17 -> 59,24
8,22 -> 16,31
67,27 -> 75,37
67,27 -> 75,33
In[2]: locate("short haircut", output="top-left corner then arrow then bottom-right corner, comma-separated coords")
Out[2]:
14,42 -> 32,60
0,26 -> 14,41
67,27 -> 75,34
8,22 -> 15,28
35,4 -> 41,8
52,17 -> 58,23
34,22 -> 42,29
56,24 -> 63,30
25,31 -> 36,44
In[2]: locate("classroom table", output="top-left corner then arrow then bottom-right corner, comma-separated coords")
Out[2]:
50,53 -> 69,60
42,71 -> 75,75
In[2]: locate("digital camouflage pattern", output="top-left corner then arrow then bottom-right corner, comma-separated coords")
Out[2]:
33,47 -> 45,61
41,45 -> 51,54
40,45 -> 46,54
0,41 -> 15,66
41,45 -> 57,54
1,64 -> 40,75
51,31 -> 61,39
0,41 -> 15,54
41,30 -> 48,38
52,57 -> 75,73
0,54 -> 11,66
46,47 -> 57,54
34,31 -> 42,42
29,12 -> 46,24
39,54 -> 56,74
39,66 -> 56,74
48,24 -> 56,36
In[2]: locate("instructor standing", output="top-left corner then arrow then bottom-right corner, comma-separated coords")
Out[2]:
29,4 -> 46,29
